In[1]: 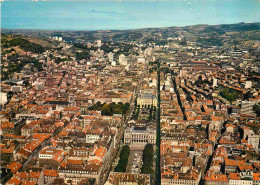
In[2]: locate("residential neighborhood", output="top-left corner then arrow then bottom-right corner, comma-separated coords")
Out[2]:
1,22 -> 260,185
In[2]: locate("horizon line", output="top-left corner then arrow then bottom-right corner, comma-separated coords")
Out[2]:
2,21 -> 260,33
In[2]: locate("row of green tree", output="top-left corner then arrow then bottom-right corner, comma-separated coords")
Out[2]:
219,88 -> 242,102
73,43 -> 97,50
7,38 -> 45,53
131,103 -> 140,120
75,51 -> 91,60
148,106 -> 156,121
160,67 -> 171,74
112,32 -> 143,41
197,37 -> 223,47
1,57 -> 43,80
1,48 -> 16,55
54,57 -> 70,64
114,145 -> 130,172
141,144 -> 154,174
149,60 -> 160,66
88,101 -> 130,116
73,42 -> 119,56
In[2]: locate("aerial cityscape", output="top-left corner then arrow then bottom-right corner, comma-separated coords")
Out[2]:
1,1 -> 260,185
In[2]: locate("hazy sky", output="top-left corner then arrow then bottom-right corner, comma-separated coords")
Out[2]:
2,0 -> 260,30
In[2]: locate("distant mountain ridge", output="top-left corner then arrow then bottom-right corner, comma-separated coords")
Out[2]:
2,22 -> 260,33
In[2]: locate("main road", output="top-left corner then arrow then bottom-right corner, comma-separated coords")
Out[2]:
99,58 -> 150,184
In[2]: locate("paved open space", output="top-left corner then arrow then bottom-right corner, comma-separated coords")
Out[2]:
126,150 -> 143,174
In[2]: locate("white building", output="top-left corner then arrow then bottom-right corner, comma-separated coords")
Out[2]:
145,47 -> 153,56
241,101 -> 254,115
86,134 -> 100,143
213,78 -> 218,87
137,92 -> 157,108
125,64 -> 130,71
124,125 -> 156,145
11,86 -> 23,92
52,36 -> 62,41
161,169 -> 201,185
59,167 -> 99,185
105,173 -> 151,185
39,147 -> 66,159
97,40 -> 102,47
119,54 -> 128,66
0,92 -> 8,105
137,57 -> 145,63
111,61 -> 116,66
108,52 -> 114,63
229,172 -> 253,185
245,81 -> 252,89
248,132 -> 259,151
43,170 -> 58,185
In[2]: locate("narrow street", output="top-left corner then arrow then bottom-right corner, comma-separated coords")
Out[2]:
155,61 -> 161,185
20,121 -> 68,171
170,70 -> 187,120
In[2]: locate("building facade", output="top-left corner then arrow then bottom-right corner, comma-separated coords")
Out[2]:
137,93 -> 157,108
124,125 -> 156,145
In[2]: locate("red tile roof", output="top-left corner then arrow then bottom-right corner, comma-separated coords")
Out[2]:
7,162 -> 22,173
